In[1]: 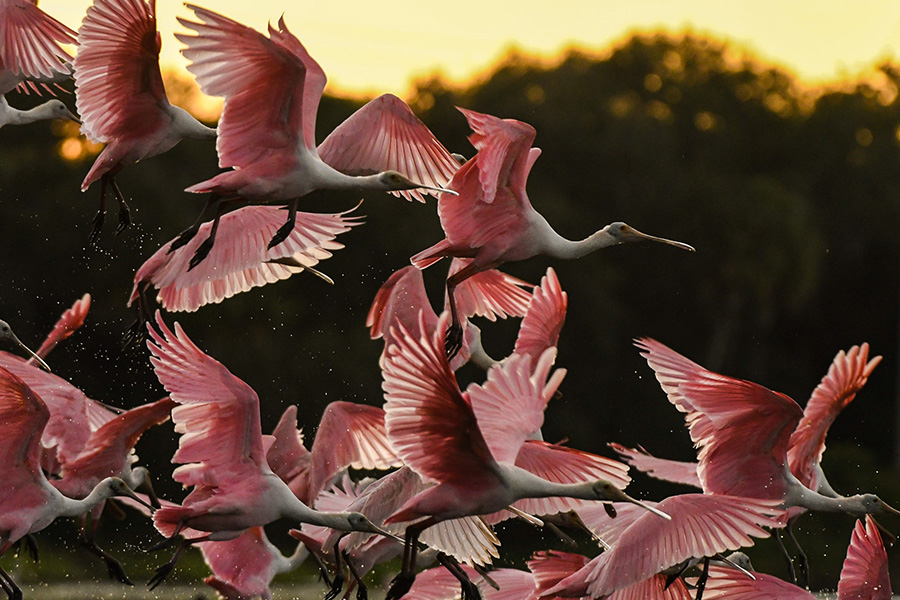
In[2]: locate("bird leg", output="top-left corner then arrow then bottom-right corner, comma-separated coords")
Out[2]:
444,264 -> 482,359
385,517 -> 436,600
187,197 -> 245,271
773,528 -> 797,583
325,539 -> 346,600
0,565 -> 21,600
13,535 -> 38,563
268,198 -> 301,250
122,283 -> 154,349
436,553 -> 482,600
80,513 -> 133,585
168,194 -> 221,254
341,550 -> 368,600
693,557 -> 710,600
786,522 -> 809,588
145,519 -> 187,553
147,538 -> 192,590
88,177 -> 109,247
110,178 -> 131,235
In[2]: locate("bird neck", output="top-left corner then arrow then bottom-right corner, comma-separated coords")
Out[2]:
792,485 -> 869,517
541,224 -> 618,261
10,102 -> 58,126
506,467 -> 598,501
171,105 -> 217,140
57,478 -> 117,518
282,497 -> 354,531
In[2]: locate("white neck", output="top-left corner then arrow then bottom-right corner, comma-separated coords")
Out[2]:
504,466 -> 598,502
5,101 -> 61,127
789,483 -> 871,517
543,228 -> 619,260
57,479 -> 117,518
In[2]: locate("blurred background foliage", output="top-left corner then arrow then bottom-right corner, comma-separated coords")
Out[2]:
2,32 -> 900,591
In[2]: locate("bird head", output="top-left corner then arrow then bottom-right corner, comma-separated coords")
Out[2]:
0,319 -> 51,372
345,512 -> 397,539
603,222 -> 695,252
46,100 -> 80,125
102,477 -> 156,512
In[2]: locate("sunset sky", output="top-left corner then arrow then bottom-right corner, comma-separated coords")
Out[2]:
40,0 -> 900,98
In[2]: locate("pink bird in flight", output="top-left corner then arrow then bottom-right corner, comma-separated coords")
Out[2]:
169,4 -> 460,269
75,0 -> 216,244
410,108 -> 694,358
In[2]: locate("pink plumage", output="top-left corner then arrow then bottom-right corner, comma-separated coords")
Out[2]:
837,515 -> 892,600
33,293 -> 91,360
0,0 -> 75,94
130,204 -> 362,313
608,442 -> 702,489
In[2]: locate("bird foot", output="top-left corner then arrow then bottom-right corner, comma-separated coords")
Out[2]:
168,227 -> 198,254
356,583 -> 368,600
145,535 -> 177,553
324,573 -> 344,600
459,579 -> 482,600
188,237 -> 215,271
103,555 -> 133,586
267,221 -> 293,250
384,571 -> 416,600
121,319 -> 148,350
115,204 -> 132,236
444,325 -> 463,360
88,210 -> 105,247
147,561 -> 175,590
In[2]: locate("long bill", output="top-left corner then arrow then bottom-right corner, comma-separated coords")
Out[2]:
621,225 -> 696,252
17,335 -> 52,373
606,487 -> 672,520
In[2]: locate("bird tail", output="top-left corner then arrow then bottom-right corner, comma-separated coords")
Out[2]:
410,239 -> 452,270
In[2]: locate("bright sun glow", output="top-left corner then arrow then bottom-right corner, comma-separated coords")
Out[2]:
40,0 -> 900,100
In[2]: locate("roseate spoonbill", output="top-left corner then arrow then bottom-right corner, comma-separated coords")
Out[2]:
0,366 -> 151,600
0,0 -> 79,128
380,313 -> 668,600
198,526 -> 309,600
143,313 -> 390,589
0,319 -> 50,371
541,494 -> 785,599
171,4 -> 460,267
409,563 -> 542,600
638,340 -> 894,584
126,204 -> 362,341
701,515 -> 891,599
75,0 -> 216,244
367,259 -> 534,371
636,340 -> 900,554
410,108 -> 695,357
51,396 -> 174,584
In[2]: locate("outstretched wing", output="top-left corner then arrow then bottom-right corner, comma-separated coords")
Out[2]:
837,515 -> 892,600
34,293 -> 91,360
0,0 -> 74,90
317,94 -> 460,202
75,0 -> 168,143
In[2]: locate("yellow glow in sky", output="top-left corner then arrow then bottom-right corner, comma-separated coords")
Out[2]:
40,0 -> 900,98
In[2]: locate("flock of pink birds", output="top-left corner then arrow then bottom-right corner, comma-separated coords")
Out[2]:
1,0 -> 897,599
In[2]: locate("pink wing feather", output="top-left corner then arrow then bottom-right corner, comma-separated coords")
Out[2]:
513,267 -> 567,363
467,348 -> 565,465
75,0 -> 168,143
546,494 -> 785,598
265,405 -> 310,486
837,515 -> 892,600
145,313 -> 267,488
636,338 -> 803,498
34,293 -> 91,360
0,0 -> 74,89
448,258 -> 533,321
176,4 -> 325,167
702,564 -> 816,599
317,93 -> 460,203
130,205 -> 362,313
608,442 -> 701,489
382,313 -> 497,487
306,401 -> 401,503
788,344 -> 882,491
0,366 -> 49,493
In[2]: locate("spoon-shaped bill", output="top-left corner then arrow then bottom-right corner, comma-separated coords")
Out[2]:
604,486 -> 672,521
0,320 -> 51,372
620,224 -> 695,252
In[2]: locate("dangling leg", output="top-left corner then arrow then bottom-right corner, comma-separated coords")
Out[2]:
773,528 -> 797,583
0,565 -> 21,600
385,517 -> 436,600
268,198 -> 300,250
693,556 -> 710,600
145,519 -> 187,553
122,282 -> 154,349
168,194 -> 221,253
88,176 -> 109,247
786,522 -> 809,588
80,511 -> 133,585
325,538 -> 346,600
341,551 -> 368,600
147,538 -> 194,590
437,553 -> 481,600
110,178 -> 131,235
188,197 -> 246,271
444,263 -> 483,359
